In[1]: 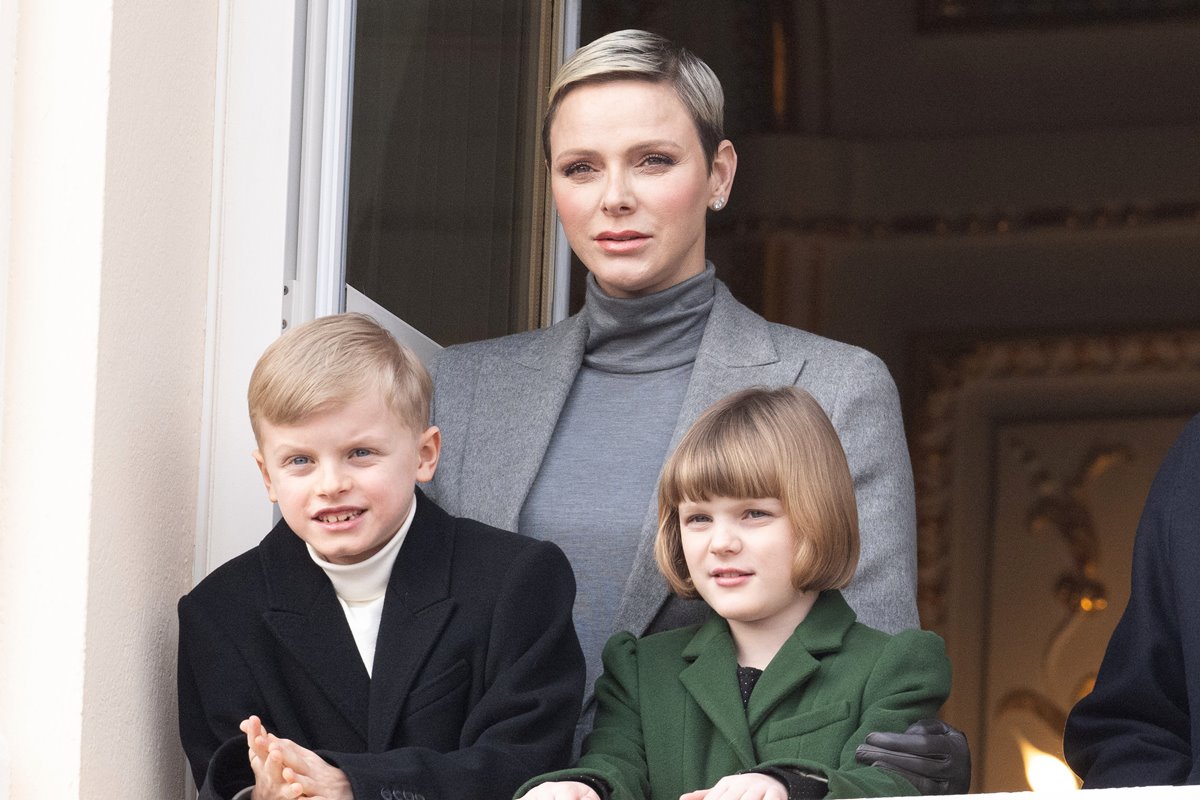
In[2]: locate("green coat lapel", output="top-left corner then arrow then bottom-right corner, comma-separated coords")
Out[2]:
679,617 -> 757,770
745,591 -> 857,734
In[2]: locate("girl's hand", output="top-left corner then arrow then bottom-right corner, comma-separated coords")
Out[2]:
679,772 -> 787,800
517,780 -> 602,800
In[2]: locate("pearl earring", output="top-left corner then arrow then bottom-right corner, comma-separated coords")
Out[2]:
711,197 -> 725,211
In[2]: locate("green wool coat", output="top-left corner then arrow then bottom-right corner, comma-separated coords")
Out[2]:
519,591 -> 950,800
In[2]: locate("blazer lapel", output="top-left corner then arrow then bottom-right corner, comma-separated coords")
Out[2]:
260,522 -> 371,742
614,282 -> 809,638
679,617 -> 758,769
459,316 -> 587,530
745,591 -> 857,734
367,492 -> 456,751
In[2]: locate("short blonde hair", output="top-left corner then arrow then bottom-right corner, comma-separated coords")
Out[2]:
655,386 -> 859,598
543,29 -> 725,167
247,313 -> 431,443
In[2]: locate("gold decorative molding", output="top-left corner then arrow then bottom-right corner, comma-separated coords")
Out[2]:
913,330 -> 1200,628
920,0 -> 1200,30
992,436 -> 1130,764
711,200 -> 1200,240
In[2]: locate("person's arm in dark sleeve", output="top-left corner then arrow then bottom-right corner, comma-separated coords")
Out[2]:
1064,417 -> 1200,787
178,594 -> 271,800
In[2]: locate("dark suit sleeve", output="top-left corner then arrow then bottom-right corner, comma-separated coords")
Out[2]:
177,593 -> 264,800
515,632 -> 649,799
762,630 -> 951,799
1064,417 -> 1200,787
821,349 -> 918,635
326,539 -> 585,800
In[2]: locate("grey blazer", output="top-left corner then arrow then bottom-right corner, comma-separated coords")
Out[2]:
427,280 -> 918,663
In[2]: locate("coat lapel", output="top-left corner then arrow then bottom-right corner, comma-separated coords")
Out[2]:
744,592 -> 856,734
679,617 -> 757,769
366,491 -> 456,751
613,283 -> 809,638
459,316 -> 587,530
260,522 -> 371,742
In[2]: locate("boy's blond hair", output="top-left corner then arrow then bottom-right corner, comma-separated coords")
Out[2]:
655,386 -> 859,597
247,313 -> 431,442
542,29 -> 725,168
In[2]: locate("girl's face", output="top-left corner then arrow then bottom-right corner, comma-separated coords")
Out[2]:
679,496 -> 816,638
547,79 -> 736,298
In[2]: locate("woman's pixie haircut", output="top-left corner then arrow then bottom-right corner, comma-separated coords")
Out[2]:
655,386 -> 860,598
247,313 -> 432,444
542,29 -> 725,167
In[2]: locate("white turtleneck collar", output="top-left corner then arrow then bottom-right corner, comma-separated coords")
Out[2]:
307,496 -> 415,601
305,495 -> 417,675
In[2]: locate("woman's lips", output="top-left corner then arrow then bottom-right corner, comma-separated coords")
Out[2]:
595,230 -> 650,254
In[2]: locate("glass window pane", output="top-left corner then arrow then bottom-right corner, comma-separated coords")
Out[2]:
346,0 -> 550,345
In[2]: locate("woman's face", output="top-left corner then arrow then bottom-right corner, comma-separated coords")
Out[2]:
548,80 -> 736,298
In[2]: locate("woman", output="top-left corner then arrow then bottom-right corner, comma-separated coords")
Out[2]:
428,29 -> 965,794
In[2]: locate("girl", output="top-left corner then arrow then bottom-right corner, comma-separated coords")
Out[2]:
516,387 -> 951,800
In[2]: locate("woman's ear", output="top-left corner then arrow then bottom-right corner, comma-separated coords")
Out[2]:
709,139 -> 737,207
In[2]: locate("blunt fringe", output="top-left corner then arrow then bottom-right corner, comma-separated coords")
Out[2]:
247,313 -> 432,443
542,29 -> 725,167
655,386 -> 859,598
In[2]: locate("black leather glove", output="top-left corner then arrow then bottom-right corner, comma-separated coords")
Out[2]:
854,718 -> 971,795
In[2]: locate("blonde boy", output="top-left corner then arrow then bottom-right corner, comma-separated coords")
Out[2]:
178,314 -> 584,800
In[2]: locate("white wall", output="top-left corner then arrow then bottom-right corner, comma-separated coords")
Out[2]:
0,0 -> 218,796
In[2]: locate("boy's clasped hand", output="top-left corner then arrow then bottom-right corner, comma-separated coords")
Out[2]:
241,715 -> 352,800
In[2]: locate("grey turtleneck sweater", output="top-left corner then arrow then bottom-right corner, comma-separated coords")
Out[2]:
518,266 -> 716,692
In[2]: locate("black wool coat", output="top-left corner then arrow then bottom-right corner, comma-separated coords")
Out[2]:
1065,414 -> 1200,787
178,489 -> 585,800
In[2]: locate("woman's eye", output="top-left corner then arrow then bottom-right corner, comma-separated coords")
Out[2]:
562,161 -> 593,177
642,153 -> 675,168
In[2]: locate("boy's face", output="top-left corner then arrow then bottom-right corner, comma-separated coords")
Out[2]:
253,393 -> 439,565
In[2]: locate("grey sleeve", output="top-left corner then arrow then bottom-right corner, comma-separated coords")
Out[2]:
823,350 -> 918,633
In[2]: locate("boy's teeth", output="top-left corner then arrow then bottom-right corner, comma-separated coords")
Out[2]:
320,510 -> 360,523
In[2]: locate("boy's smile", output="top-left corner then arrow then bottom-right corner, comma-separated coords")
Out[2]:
253,393 -> 440,565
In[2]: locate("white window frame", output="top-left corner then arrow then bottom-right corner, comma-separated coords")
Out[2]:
195,0 -> 310,578
197,0 -> 581,578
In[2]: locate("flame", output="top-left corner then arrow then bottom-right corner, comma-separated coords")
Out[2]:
1019,738 -> 1080,792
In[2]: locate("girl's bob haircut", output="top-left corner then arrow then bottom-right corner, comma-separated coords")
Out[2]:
655,386 -> 859,598
542,28 -> 725,168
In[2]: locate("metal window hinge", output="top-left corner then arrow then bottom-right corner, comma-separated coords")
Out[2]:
281,280 -> 298,331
